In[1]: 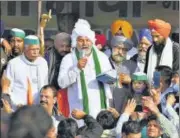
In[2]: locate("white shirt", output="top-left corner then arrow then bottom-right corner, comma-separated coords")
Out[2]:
6,54 -> 48,109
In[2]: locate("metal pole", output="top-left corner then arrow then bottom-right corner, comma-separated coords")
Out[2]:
37,0 -> 42,36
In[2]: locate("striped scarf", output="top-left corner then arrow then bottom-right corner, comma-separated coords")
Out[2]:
75,47 -> 107,114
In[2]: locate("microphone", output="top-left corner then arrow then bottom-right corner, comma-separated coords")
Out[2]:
80,49 -> 86,58
79,49 -> 87,70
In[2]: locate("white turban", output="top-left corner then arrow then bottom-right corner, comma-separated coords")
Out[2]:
71,19 -> 95,48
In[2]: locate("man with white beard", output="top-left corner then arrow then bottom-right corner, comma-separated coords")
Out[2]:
130,28 -> 152,72
58,19 -> 112,126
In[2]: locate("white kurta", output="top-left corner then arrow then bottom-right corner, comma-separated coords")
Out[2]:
137,61 -> 145,72
6,54 -> 48,108
51,116 -> 59,134
58,48 -> 112,125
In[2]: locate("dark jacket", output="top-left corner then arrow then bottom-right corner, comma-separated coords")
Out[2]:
77,115 -> 103,138
109,57 -> 138,90
144,42 -> 179,73
112,84 -> 150,114
109,57 -> 138,76
112,87 -> 132,114
46,47 -> 64,90
52,106 -> 65,122
0,47 -> 16,78
130,54 -> 138,63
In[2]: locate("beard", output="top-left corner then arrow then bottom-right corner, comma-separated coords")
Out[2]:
112,54 -> 126,64
153,40 -> 165,55
12,48 -> 22,56
138,51 -> 146,63
84,47 -> 92,56
59,51 -> 70,56
78,46 -> 92,57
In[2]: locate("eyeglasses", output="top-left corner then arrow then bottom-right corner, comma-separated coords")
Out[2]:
114,47 -> 128,52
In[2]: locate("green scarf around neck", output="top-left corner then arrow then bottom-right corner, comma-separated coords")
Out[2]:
75,47 -> 107,114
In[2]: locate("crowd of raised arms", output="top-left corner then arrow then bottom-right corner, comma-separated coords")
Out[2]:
0,16 -> 179,138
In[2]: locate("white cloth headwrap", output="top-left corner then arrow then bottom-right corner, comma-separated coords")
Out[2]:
71,19 -> 96,48
147,37 -> 173,83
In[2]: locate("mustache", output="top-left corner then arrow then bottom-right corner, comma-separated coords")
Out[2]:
61,51 -> 69,54
139,49 -> 147,52
113,54 -> 124,58
112,53 -> 123,56
153,43 -> 164,54
40,101 -> 48,104
82,46 -> 89,48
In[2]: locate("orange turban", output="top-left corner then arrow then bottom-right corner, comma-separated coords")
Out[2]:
111,19 -> 133,39
148,19 -> 171,38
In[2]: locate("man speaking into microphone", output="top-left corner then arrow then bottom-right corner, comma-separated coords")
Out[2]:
58,19 -> 113,126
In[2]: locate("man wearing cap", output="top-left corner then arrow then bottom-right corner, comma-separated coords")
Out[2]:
130,72 -> 149,103
9,28 -> 26,58
5,35 -> 48,109
130,28 -> 153,72
112,72 -> 149,114
1,28 -> 26,76
109,35 -> 138,88
110,19 -> 138,60
47,32 -> 71,90
144,19 -> 179,83
58,19 -> 112,126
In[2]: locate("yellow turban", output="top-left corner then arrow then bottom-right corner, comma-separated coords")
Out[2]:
111,19 -> 133,39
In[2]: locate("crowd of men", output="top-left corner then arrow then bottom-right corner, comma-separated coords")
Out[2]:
0,17 -> 179,138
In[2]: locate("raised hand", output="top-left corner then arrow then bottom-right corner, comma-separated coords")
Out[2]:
142,96 -> 160,116
71,109 -> 86,120
108,107 -> 120,119
1,71 -> 10,93
124,99 -> 137,115
166,94 -> 176,106
2,39 -> 12,55
119,73 -> 131,85
2,99 -> 12,114
150,88 -> 161,105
